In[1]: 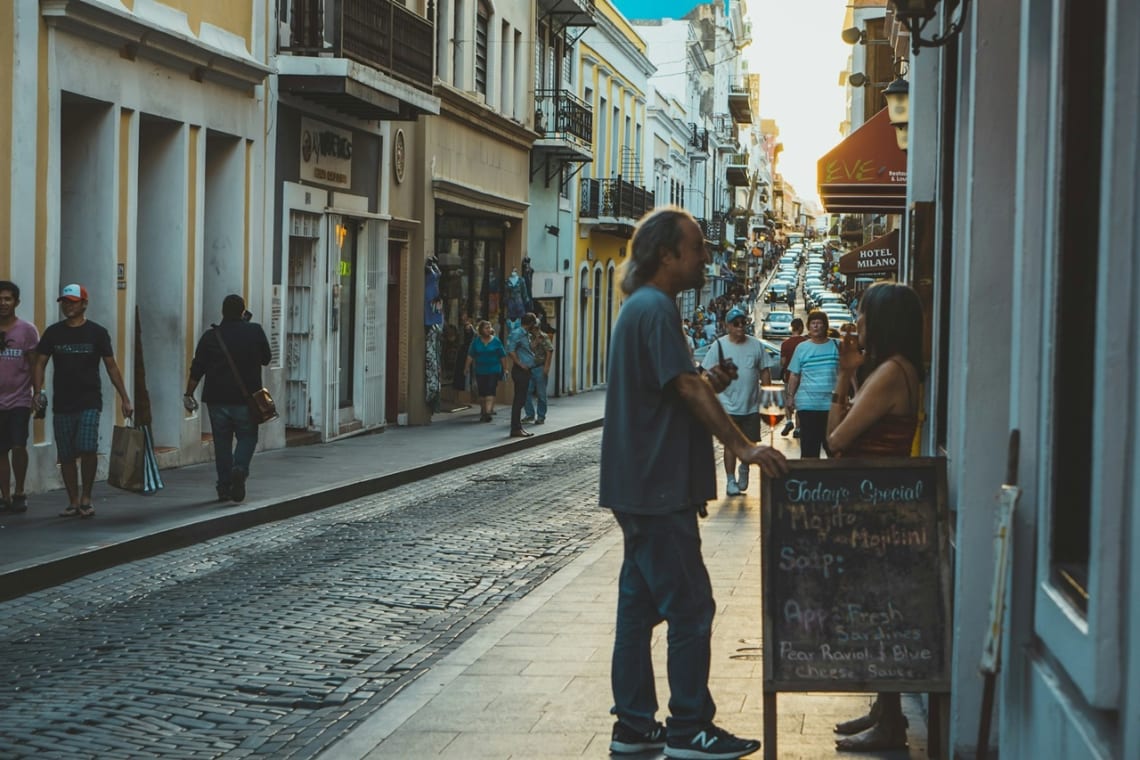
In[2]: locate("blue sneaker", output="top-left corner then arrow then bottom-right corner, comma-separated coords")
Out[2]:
610,720 -> 666,754
664,724 -> 760,759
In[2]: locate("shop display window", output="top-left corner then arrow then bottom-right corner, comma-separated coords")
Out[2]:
435,215 -> 506,388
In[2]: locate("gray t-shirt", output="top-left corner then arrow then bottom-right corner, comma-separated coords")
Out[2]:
701,336 -> 779,416
599,286 -> 716,514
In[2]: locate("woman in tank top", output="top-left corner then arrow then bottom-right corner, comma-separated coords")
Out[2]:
824,282 -> 925,752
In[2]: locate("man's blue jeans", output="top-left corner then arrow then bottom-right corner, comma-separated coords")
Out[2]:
610,508 -> 717,736
207,404 -> 258,488
523,367 -> 548,420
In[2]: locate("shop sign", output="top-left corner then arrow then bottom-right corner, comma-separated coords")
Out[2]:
300,117 -> 353,189
839,229 -> 900,275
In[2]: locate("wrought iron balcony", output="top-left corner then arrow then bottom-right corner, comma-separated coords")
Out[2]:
688,124 -> 709,153
534,89 -> 594,160
279,0 -> 437,120
728,84 -> 752,124
580,177 -> 655,224
536,0 -> 598,28
726,153 -> 750,186
712,114 -> 737,150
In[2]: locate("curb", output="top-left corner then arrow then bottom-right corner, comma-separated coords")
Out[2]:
1,418 -> 604,601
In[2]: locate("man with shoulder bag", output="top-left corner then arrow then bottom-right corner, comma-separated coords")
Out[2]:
183,295 -> 272,503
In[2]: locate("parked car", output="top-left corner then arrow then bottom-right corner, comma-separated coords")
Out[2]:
762,310 -> 795,339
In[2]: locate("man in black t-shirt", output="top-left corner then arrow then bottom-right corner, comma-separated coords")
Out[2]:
183,295 -> 271,503
33,284 -> 133,519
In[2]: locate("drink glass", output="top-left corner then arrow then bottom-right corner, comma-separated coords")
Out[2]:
759,384 -> 786,447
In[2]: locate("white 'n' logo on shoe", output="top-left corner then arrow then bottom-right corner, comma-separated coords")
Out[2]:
690,731 -> 718,750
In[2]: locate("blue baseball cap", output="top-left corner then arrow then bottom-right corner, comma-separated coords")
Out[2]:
726,307 -> 748,323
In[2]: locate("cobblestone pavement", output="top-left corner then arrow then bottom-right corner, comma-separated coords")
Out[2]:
0,431 -> 611,759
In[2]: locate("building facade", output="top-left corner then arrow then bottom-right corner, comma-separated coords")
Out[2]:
3,0 -> 271,488
901,0 -> 1140,757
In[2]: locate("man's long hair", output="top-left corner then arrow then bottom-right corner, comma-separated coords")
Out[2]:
621,206 -> 693,295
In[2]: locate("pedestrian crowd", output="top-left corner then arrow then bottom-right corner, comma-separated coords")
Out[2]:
0,280 -> 271,519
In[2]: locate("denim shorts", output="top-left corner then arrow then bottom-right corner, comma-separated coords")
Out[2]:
53,408 -> 101,462
0,407 -> 32,450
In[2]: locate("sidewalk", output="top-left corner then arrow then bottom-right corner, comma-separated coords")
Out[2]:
0,386 -> 934,758
0,391 -> 606,600
319,427 -> 934,760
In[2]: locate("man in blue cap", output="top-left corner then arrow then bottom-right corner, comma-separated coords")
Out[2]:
700,305 -> 778,496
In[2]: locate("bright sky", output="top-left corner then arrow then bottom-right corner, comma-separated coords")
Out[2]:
747,0 -> 851,205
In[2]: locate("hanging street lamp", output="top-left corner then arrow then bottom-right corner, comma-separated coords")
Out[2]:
888,0 -> 972,54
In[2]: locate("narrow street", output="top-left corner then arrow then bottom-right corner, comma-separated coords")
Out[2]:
0,433 -> 610,759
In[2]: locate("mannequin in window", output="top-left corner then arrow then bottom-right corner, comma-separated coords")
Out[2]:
425,256 -> 443,327
505,266 -> 529,332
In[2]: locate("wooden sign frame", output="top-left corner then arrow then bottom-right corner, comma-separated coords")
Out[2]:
760,457 -> 951,759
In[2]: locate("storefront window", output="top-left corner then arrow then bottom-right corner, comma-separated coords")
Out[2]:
436,215 -> 507,389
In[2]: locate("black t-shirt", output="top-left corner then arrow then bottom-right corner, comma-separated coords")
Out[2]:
36,320 -> 114,413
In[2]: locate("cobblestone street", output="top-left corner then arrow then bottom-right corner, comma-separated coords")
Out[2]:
0,431 -> 611,759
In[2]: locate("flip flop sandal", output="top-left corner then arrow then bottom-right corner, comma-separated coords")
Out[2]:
78,505 -> 96,519
59,505 -> 81,517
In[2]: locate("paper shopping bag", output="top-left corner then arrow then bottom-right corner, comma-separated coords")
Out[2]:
107,425 -> 146,492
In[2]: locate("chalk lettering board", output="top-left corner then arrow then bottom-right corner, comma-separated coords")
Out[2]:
762,457 -> 950,692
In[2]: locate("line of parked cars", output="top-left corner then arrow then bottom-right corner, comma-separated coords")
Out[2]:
763,245 -> 858,336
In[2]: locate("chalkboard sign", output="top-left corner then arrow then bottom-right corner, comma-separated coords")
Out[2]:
762,457 -> 950,692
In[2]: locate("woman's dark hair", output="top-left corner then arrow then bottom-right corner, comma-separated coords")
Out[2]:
858,282 -> 924,382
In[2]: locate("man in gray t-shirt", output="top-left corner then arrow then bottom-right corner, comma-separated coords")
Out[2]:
599,207 -> 787,759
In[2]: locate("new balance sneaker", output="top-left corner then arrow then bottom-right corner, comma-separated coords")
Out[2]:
610,720 -> 666,754
725,475 -> 741,497
736,463 -> 749,492
664,724 -> 761,759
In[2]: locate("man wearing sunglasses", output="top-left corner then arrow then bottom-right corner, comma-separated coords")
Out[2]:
700,306 -> 778,496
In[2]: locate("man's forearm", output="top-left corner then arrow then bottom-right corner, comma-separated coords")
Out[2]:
675,373 -> 752,457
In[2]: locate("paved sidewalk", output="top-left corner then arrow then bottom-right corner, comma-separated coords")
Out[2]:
319,429 -> 933,760
0,391 -> 606,599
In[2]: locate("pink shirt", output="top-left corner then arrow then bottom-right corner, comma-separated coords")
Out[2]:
0,319 -> 40,409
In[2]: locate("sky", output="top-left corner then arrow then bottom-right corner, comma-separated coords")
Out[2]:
747,0 -> 851,205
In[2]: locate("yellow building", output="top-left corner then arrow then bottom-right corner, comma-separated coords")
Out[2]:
572,0 -> 655,392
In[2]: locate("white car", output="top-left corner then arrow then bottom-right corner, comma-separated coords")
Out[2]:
762,310 -> 795,339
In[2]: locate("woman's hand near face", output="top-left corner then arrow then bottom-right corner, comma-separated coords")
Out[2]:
837,324 -> 864,372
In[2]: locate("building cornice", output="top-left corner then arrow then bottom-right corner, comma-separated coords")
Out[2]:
435,83 -> 537,151
41,0 -> 270,91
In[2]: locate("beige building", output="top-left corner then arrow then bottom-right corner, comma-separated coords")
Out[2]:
1,0 -> 271,489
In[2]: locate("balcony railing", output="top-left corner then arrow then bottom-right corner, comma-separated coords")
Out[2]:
688,124 -> 709,152
282,0 -> 434,91
580,177 -> 655,221
534,89 -> 593,148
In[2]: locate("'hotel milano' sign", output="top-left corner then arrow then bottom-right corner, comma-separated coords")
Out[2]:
300,117 -> 353,189
839,229 -> 900,276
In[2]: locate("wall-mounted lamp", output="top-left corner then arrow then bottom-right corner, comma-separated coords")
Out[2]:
883,76 -> 910,151
888,0 -> 972,55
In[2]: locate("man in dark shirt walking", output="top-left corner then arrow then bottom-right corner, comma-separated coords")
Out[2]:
600,207 -> 787,759
183,295 -> 271,502
33,284 -> 133,519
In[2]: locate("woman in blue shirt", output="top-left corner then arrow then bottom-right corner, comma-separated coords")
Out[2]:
464,320 -> 507,422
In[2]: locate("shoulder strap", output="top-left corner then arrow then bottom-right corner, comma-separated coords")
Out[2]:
715,337 -> 724,365
886,357 -> 917,410
212,325 -> 252,401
